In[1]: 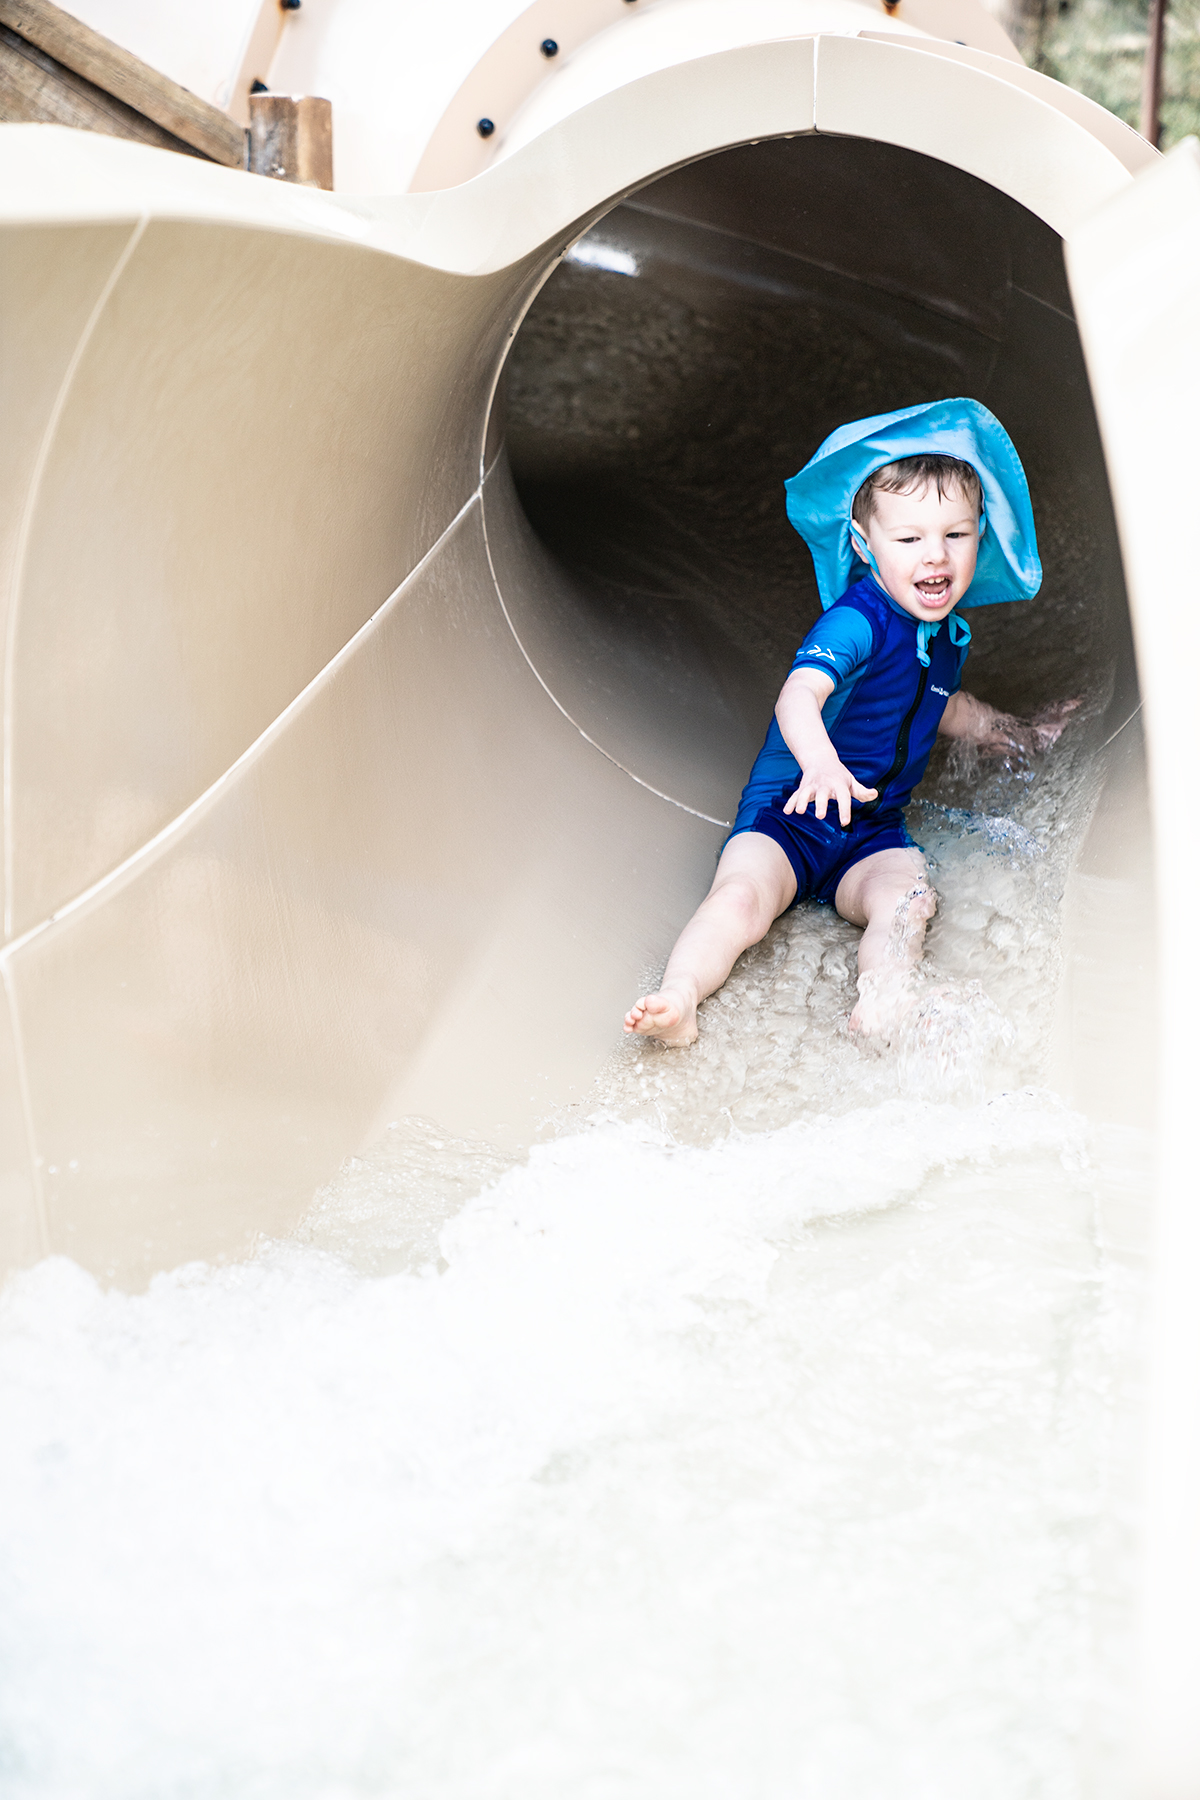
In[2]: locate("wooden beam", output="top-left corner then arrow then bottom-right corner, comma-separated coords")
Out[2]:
0,23 -> 208,157
0,0 -> 245,164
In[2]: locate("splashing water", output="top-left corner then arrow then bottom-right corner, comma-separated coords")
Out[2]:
0,714 -> 1149,1799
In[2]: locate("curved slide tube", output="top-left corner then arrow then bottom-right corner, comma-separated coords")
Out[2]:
4,20 -> 1198,1786
0,30 -> 1154,1264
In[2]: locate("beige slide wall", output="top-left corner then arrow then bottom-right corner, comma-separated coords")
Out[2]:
0,35 -> 1147,1284
1068,140 -> 1200,1800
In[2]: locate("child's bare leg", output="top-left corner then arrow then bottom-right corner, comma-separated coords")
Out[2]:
834,847 -> 937,1034
624,833 -> 797,1046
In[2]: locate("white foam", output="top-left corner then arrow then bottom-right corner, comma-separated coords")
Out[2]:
0,710 -> 1149,1797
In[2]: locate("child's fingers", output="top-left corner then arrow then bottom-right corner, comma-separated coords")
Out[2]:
822,778 -> 850,822
850,779 -> 878,802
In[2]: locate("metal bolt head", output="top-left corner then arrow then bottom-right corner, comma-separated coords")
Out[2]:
477,117 -> 495,137
540,37 -> 559,56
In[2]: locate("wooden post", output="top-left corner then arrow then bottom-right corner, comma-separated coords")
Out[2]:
1140,0 -> 1167,146
247,93 -> 333,190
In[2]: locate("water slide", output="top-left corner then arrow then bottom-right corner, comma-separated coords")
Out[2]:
2,1 -> 1199,1789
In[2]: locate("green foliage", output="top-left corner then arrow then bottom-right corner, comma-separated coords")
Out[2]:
1012,0 -> 1200,148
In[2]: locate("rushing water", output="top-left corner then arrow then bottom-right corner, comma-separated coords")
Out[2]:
0,710 -> 1148,1800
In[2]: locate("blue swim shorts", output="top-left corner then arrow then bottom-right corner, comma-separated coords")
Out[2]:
730,802 -> 915,907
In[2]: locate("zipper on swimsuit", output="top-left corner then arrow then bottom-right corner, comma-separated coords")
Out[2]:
858,661 -> 929,818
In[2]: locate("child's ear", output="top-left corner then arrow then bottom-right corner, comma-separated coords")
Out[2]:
849,522 -> 869,562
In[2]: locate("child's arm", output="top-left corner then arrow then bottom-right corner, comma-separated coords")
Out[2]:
776,669 -> 879,827
938,690 -> 1080,757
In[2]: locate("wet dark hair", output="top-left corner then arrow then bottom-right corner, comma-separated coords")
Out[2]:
851,454 -> 982,528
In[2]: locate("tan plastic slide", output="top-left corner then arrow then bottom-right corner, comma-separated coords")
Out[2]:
0,29 -> 1160,1275
5,18 -> 1200,1787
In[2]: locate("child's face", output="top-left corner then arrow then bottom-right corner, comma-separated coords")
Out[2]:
853,481 -> 979,622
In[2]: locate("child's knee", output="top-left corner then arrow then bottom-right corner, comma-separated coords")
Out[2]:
712,873 -> 775,941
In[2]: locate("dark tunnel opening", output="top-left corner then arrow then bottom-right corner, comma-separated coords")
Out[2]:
496,133 -> 1134,822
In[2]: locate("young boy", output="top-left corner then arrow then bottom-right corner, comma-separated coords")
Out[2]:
624,398 -> 1068,1044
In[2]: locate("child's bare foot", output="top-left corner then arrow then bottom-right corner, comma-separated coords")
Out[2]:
848,967 -> 923,1037
623,987 -> 698,1046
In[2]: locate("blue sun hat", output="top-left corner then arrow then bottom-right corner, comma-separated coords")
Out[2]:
784,398 -> 1042,616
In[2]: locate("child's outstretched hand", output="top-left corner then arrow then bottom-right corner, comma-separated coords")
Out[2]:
978,695 -> 1082,760
784,758 -> 878,827
1029,695 -> 1082,751
940,691 -> 1083,762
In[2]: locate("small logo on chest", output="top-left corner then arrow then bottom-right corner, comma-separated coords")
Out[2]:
931,685 -> 951,698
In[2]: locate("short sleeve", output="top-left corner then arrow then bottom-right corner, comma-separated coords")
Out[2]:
789,607 -> 875,687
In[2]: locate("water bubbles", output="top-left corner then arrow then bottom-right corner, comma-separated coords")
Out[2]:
0,689 -> 1148,1797
896,978 -> 1018,1101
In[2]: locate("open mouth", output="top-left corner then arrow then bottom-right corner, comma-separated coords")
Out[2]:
914,576 -> 952,606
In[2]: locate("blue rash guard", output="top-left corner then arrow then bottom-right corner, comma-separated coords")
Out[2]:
729,572 -> 970,906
